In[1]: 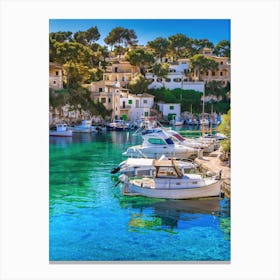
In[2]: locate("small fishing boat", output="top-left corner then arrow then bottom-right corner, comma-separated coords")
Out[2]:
119,159 -> 221,199
72,120 -> 96,133
49,123 -> 72,137
106,120 -> 129,131
111,156 -> 198,177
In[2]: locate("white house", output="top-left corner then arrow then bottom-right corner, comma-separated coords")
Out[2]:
157,103 -> 181,121
120,92 -> 154,121
146,59 -> 204,92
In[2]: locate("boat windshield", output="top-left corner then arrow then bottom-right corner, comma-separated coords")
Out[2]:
156,167 -> 179,178
165,138 -> 174,145
172,133 -> 185,142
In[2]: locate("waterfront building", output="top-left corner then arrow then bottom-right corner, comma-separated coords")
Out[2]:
49,62 -> 63,90
157,102 -> 181,121
191,48 -> 230,86
145,59 -> 204,92
103,61 -> 140,87
120,91 -> 154,121
88,81 -> 129,120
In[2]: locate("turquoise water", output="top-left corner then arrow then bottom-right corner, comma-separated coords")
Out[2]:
49,131 -> 230,261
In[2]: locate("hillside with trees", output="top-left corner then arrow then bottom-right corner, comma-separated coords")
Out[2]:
49,25 -> 230,120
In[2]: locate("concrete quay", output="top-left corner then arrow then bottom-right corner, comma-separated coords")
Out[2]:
195,149 -> 231,198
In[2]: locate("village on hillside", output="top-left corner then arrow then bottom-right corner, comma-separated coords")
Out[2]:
49,26 -> 230,126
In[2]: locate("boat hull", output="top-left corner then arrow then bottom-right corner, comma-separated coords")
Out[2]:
123,145 -> 198,160
49,131 -> 72,137
124,180 -> 221,199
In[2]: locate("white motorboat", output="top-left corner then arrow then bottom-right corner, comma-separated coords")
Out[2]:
165,130 -> 214,153
169,118 -> 184,126
72,120 -> 97,133
120,159 -> 221,199
122,129 -> 200,160
49,123 -> 72,137
111,156 -> 198,177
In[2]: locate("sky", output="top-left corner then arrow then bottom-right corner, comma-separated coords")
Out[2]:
49,19 -> 230,46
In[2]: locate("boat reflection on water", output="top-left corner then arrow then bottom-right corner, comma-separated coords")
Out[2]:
117,196 -> 230,235
49,136 -> 74,146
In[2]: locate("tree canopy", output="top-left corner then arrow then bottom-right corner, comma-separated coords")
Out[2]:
213,40 -> 230,58
125,48 -> 155,74
127,74 -> 151,95
147,37 -> 170,59
190,54 -> 219,80
104,27 -> 138,49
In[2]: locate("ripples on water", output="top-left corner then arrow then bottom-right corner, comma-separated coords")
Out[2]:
49,130 -> 230,261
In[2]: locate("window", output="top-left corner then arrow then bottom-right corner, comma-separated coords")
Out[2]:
128,99 -> 132,104
156,78 -> 162,82
170,106 -> 174,110
173,78 -> 181,82
143,100 -> 148,104
99,88 -> 102,92
53,81 -> 56,84
55,71 -> 59,76
165,78 -> 171,82
206,72 -> 209,76
148,138 -> 166,145
220,72 -> 223,76
165,138 -> 174,145
108,98 -> 111,103
212,71 -> 216,76
220,61 -> 224,65
144,112 -> 149,117
101,98 -> 106,103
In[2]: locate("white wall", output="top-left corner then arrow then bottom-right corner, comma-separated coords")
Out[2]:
158,103 -> 181,118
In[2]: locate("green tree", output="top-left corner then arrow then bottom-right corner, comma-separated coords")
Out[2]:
49,31 -> 73,42
168,33 -> 191,59
127,74 -> 151,94
147,37 -> 170,60
193,38 -> 214,50
152,63 -> 169,78
217,109 -> 231,154
190,54 -> 219,80
63,62 -> 91,87
213,40 -> 230,58
125,48 -> 155,75
104,27 -> 138,49
205,81 -> 225,97
73,27 -> 100,46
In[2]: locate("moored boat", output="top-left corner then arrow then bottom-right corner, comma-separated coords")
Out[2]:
72,120 -> 96,133
122,129 -> 200,160
120,159 -> 221,199
49,123 -> 72,137
111,156 -> 198,177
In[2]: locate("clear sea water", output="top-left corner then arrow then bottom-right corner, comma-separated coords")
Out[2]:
49,129 -> 230,261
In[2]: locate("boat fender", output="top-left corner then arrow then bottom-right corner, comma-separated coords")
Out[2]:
111,166 -> 120,174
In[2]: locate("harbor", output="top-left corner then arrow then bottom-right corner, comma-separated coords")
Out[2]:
48,19 -> 231,262
50,127 -> 230,261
